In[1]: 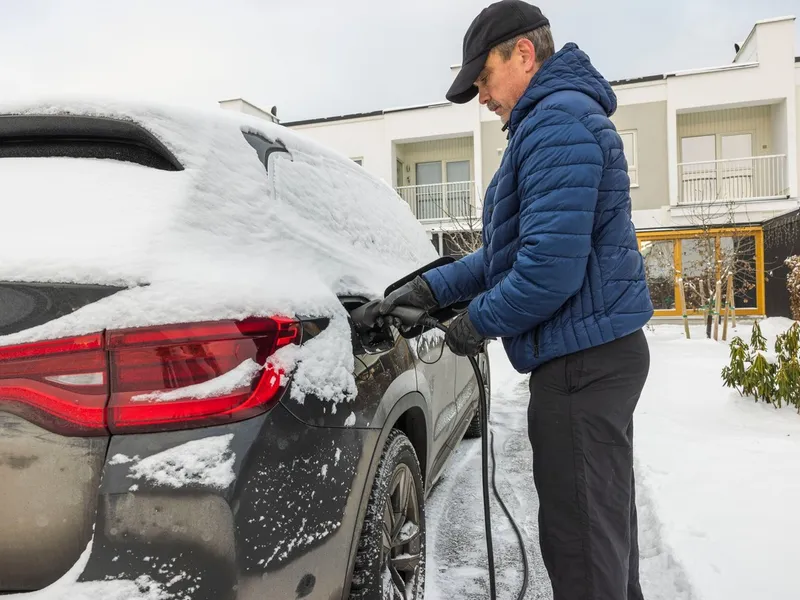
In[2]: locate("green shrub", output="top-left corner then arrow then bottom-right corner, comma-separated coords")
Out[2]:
775,324 -> 800,411
722,321 -> 800,413
786,256 -> 800,321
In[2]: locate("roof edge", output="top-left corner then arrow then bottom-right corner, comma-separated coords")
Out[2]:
282,109 -> 384,127
283,101 -> 453,127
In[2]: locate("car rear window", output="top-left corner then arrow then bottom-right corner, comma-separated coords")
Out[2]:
0,115 -> 183,171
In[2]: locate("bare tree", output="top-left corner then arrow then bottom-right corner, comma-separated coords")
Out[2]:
678,199 -> 758,314
436,184 -> 484,258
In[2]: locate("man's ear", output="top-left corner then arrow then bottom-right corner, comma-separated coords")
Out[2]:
517,38 -> 537,72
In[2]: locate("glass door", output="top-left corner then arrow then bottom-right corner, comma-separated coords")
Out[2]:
446,160 -> 471,218
720,134 -> 753,200
415,162 -> 443,220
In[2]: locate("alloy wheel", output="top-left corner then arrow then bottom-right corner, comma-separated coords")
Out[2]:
381,463 -> 423,599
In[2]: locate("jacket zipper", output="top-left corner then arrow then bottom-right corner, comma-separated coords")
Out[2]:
533,327 -> 540,358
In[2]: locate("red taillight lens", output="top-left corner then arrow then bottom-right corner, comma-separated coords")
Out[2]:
0,333 -> 107,435
107,318 -> 301,434
0,318 -> 300,436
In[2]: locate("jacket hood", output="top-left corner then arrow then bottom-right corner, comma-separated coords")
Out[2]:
508,42 -> 617,136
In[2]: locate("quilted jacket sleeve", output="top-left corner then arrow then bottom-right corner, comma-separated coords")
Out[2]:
467,109 -> 604,339
421,246 -> 486,308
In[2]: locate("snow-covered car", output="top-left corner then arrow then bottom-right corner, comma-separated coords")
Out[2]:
0,100 -> 489,599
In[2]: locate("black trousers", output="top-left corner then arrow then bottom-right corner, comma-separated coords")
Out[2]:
527,328 -> 650,600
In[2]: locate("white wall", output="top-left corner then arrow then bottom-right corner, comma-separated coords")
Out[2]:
772,99 -> 790,160
796,70 -> 800,200
289,116 -> 388,182
219,99 -> 278,123
734,27 -> 759,64
665,17 -> 798,205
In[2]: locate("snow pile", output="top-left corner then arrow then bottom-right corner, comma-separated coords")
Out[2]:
6,540 -> 167,600
754,316 -> 796,348
270,313 -> 357,406
126,434 -> 236,490
0,96 -> 439,406
635,319 -> 800,600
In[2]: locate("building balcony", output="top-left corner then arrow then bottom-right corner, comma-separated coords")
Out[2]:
396,181 -> 479,221
677,154 -> 788,205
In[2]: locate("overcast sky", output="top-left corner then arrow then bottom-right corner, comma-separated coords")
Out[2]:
1,0 -> 798,122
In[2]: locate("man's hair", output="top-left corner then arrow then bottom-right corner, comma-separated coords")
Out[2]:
494,25 -> 554,64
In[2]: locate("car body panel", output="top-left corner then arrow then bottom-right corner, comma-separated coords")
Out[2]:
79,403 -> 380,600
0,414 -> 107,591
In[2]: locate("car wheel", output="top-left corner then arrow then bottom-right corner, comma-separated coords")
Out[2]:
349,429 -> 425,599
464,353 -> 491,439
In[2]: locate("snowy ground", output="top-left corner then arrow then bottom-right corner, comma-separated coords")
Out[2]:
426,319 -> 800,600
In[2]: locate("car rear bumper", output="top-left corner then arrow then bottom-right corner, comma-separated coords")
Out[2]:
72,403 -> 380,600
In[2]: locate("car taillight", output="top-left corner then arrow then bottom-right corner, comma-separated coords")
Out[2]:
106,318 -> 301,434
0,333 -> 107,435
0,318 -> 300,436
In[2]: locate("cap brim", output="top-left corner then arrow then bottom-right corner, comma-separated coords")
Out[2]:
446,51 -> 488,104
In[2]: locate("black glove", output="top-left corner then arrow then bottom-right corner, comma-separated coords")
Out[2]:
378,276 -> 439,316
445,311 -> 487,356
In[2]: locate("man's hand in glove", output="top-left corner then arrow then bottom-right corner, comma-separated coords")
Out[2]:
378,276 -> 438,316
445,311 -> 487,356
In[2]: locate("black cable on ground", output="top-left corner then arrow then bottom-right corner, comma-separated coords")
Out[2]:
422,315 -> 530,600
490,428 -> 530,600
469,352 -> 498,600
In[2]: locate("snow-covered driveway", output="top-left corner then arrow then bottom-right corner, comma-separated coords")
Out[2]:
425,340 -> 550,600
426,321 -> 800,600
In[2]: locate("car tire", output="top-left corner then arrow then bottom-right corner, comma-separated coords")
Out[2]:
349,429 -> 426,599
464,353 -> 491,439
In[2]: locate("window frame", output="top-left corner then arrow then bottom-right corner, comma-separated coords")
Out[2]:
637,226 -> 765,317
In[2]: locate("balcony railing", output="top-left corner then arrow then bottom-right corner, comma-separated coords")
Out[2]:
396,182 -> 477,221
678,154 -> 788,205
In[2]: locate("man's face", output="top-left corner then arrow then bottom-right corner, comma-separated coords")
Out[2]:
474,39 -> 538,124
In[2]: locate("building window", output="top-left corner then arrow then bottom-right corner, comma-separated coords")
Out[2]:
638,228 -> 764,317
641,240 -> 676,311
619,130 -> 638,186
351,158 -> 363,166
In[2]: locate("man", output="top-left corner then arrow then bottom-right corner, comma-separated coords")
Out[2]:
379,1 -> 654,599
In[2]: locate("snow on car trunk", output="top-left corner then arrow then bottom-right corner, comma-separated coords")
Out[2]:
0,157 -> 187,286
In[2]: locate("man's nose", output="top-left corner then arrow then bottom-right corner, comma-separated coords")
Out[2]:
478,87 -> 490,105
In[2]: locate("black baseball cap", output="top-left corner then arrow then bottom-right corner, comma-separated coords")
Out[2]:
447,0 -> 549,104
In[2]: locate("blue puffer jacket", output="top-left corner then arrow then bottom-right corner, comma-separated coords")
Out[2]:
423,43 -> 653,373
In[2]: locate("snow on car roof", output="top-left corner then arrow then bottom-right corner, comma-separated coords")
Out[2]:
0,96 -> 439,407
